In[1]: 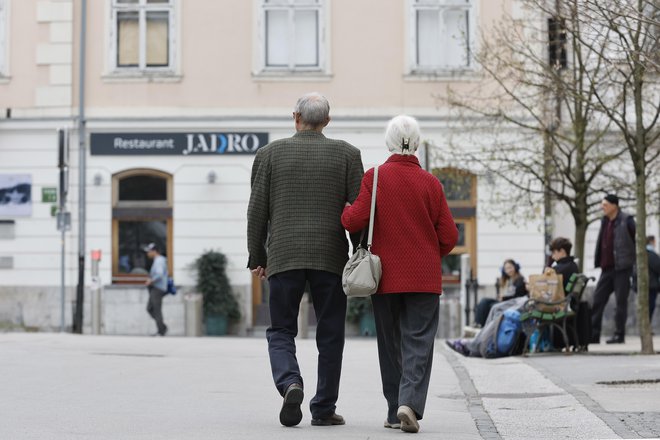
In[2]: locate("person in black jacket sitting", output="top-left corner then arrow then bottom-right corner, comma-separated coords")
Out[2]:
548,237 -> 579,292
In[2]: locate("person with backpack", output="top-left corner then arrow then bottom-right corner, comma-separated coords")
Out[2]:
143,242 -> 168,337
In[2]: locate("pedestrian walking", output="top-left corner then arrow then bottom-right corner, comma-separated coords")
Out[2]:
143,242 -> 168,337
247,92 -> 364,427
591,194 -> 636,344
341,115 -> 458,433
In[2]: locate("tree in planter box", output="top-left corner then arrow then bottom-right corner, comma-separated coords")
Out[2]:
193,250 -> 241,335
346,297 -> 376,336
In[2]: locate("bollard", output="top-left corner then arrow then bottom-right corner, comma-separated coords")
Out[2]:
90,254 -> 102,335
90,268 -> 102,335
184,293 -> 203,337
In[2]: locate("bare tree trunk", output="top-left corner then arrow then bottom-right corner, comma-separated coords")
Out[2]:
635,168 -> 653,353
574,217 -> 588,273
630,11 -> 654,353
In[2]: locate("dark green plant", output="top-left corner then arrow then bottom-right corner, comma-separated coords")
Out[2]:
346,297 -> 373,323
193,250 -> 241,320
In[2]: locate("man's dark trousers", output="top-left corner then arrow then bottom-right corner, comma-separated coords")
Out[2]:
649,288 -> 658,321
371,293 -> 439,423
147,286 -> 167,335
591,268 -> 632,340
266,269 -> 346,419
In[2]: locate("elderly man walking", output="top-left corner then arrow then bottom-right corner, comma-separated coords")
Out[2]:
247,93 -> 364,427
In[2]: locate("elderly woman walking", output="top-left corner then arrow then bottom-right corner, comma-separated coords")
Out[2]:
342,115 -> 458,433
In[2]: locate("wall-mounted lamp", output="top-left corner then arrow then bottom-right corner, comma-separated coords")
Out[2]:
207,170 -> 217,184
93,173 -> 102,186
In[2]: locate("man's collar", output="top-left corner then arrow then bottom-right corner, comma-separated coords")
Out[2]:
294,130 -> 325,138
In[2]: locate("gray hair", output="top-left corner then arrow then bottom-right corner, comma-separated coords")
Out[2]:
385,115 -> 421,155
294,92 -> 330,127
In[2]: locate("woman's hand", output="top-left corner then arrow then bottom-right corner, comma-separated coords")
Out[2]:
251,266 -> 267,280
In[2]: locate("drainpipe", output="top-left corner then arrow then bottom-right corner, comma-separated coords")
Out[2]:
73,0 -> 87,334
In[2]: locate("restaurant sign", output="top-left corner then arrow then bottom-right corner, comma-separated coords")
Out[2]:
91,132 -> 269,156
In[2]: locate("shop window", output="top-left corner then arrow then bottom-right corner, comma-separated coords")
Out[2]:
548,17 -> 567,69
434,166 -> 476,207
110,0 -> 175,73
411,0 -> 475,73
258,0 -> 326,73
433,167 -> 477,281
112,169 -> 172,283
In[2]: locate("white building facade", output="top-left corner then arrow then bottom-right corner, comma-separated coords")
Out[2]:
0,0 -> 656,335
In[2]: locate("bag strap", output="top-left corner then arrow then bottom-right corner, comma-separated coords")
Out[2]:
367,166 -> 378,250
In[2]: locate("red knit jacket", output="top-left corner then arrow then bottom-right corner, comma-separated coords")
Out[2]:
341,155 -> 458,294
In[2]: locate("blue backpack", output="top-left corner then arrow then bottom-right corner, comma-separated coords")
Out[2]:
166,277 -> 177,295
496,309 -> 522,356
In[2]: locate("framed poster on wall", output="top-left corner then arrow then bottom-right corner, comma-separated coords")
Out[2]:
0,174 -> 32,217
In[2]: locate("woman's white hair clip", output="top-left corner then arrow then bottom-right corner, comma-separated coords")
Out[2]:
402,138 -> 410,151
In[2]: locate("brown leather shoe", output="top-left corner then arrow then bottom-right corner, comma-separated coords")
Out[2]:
279,383 -> 304,427
311,413 -> 345,426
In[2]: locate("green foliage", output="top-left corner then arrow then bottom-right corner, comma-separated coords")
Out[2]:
346,296 -> 373,323
193,250 -> 241,320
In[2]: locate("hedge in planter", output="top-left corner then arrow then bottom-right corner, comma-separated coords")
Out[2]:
346,296 -> 376,337
193,250 -> 241,335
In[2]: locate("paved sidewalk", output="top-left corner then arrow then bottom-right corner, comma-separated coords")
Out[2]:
0,333 -> 658,439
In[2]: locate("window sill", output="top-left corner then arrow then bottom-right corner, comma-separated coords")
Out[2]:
404,69 -> 482,82
252,70 -> 333,82
102,71 -> 183,83
106,283 -> 147,289
0,75 -> 10,84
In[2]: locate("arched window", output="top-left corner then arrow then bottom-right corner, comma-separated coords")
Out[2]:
432,167 -> 477,283
112,169 -> 172,283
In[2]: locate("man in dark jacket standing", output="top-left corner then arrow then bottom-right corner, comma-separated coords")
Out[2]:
247,92 -> 364,427
591,194 -> 636,344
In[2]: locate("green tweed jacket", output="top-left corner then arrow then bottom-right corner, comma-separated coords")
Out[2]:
247,130 -> 364,277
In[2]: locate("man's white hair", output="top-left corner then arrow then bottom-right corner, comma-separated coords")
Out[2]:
294,92 -> 330,127
385,115 -> 421,155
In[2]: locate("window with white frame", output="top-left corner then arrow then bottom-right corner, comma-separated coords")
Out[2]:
0,0 -> 7,76
111,0 -> 175,72
261,0 -> 324,72
412,0 -> 474,72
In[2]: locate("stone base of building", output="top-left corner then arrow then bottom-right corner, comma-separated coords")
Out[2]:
0,285 -> 249,336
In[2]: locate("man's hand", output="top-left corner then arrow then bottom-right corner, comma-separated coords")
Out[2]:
251,266 -> 267,280
145,278 -> 152,286
344,202 -> 351,207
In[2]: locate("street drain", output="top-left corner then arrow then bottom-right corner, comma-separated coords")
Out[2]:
92,352 -> 165,358
597,379 -> 660,386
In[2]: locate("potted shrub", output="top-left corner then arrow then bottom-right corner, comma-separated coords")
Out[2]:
193,250 -> 241,335
346,297 -> 376,336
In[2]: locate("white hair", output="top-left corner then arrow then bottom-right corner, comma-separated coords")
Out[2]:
385,115 -> 421,155
294,92 -> 330,127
